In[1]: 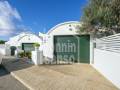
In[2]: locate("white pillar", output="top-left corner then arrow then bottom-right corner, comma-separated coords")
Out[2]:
32,50 -> 43,65
90,34 -> 94,64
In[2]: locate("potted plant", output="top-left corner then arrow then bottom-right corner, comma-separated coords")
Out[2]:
33,43 -> 40,51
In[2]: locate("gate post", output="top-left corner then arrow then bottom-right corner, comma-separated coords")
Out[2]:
32,50 -> 43,65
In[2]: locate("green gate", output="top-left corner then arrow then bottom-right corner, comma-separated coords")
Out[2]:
54,35 -> 90,63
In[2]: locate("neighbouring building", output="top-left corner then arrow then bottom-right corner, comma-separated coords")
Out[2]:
5,32 -> 43,56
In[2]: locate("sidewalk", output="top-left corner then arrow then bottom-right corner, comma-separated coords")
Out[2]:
2,58 -> 119,90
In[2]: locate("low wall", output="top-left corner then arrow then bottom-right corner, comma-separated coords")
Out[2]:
32,50 -> 43,65
93,49 -> 120,89
0,48 -> 6,55
0,44 -> 11,56
0,45 -> 6,55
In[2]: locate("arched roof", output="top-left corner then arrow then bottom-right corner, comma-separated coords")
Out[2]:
47,21 -> 81,35
17,32 -> 42,41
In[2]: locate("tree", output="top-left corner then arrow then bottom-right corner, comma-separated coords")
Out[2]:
0,40 -> 6,44
80,0 -> 120,38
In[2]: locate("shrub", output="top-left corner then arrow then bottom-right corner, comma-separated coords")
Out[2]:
25,52 -> 31,59
18,52 -> 24,58
0,40 -> 6,44
18,52 -> 31,59
33,43 -> 40,47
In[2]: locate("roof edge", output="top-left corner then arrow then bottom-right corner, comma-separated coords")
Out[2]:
47,21 -> 81,35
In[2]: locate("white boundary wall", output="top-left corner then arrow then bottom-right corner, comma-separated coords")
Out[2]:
0,44 -> 6,55
0,44 -> 11,56
32,50 -> 43,65
93,33 -> 120,89
0,45 -> 5,55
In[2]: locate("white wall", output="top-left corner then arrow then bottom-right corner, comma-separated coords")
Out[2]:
18,34 -> 42,45
0,45 -> 6,55
41,36 -> 53,59
5,32 -> 43,56
0,44 -> 11,56
42,21 -> 94,64
6,32 -> 42,47
48,22 -> 80,36
32,50 -> 43,65
93,49 -> 120,89
0,48 -> 6,55
42,22 -> 81,59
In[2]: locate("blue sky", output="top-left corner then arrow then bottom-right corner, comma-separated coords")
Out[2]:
0,0 -> 88,40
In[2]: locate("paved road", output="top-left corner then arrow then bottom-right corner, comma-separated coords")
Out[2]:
0,65 -> 28,90
0,54 -> 3,64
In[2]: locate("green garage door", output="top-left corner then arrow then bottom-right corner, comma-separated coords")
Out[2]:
54,35 -> 90,63
22,43 -> 35,52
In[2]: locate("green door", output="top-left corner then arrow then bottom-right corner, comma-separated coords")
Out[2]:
54,35 -> 90,63
79,35 -> 90,63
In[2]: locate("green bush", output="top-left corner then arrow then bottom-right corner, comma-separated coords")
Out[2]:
18,52 -> 31,59
25,52 -> 31,59
18,52 -> 24,58
33,43 -> 40,47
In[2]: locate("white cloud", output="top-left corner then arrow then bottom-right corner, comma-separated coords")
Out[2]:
0,1 -> 21,36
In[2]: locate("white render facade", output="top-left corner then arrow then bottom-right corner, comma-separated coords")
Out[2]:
5,32 -> 43,55
41,21 -> 81,59
40,21 -> 93,64
1,21 -> 93,64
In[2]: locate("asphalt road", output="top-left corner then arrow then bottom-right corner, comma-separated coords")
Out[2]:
0,65 -> 28,90
0,54 -> 2,64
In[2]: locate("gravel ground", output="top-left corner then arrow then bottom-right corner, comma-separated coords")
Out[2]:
0,65 -> 28,90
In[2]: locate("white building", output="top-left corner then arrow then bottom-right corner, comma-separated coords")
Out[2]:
0,44 -> 10,56
5,32 -> 43,56
1,21 -> 119,89
41,21 -> 93,64
1,21 -> 93,64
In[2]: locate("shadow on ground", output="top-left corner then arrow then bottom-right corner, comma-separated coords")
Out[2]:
2,57 -> 33,72
0,65 -> 9,77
